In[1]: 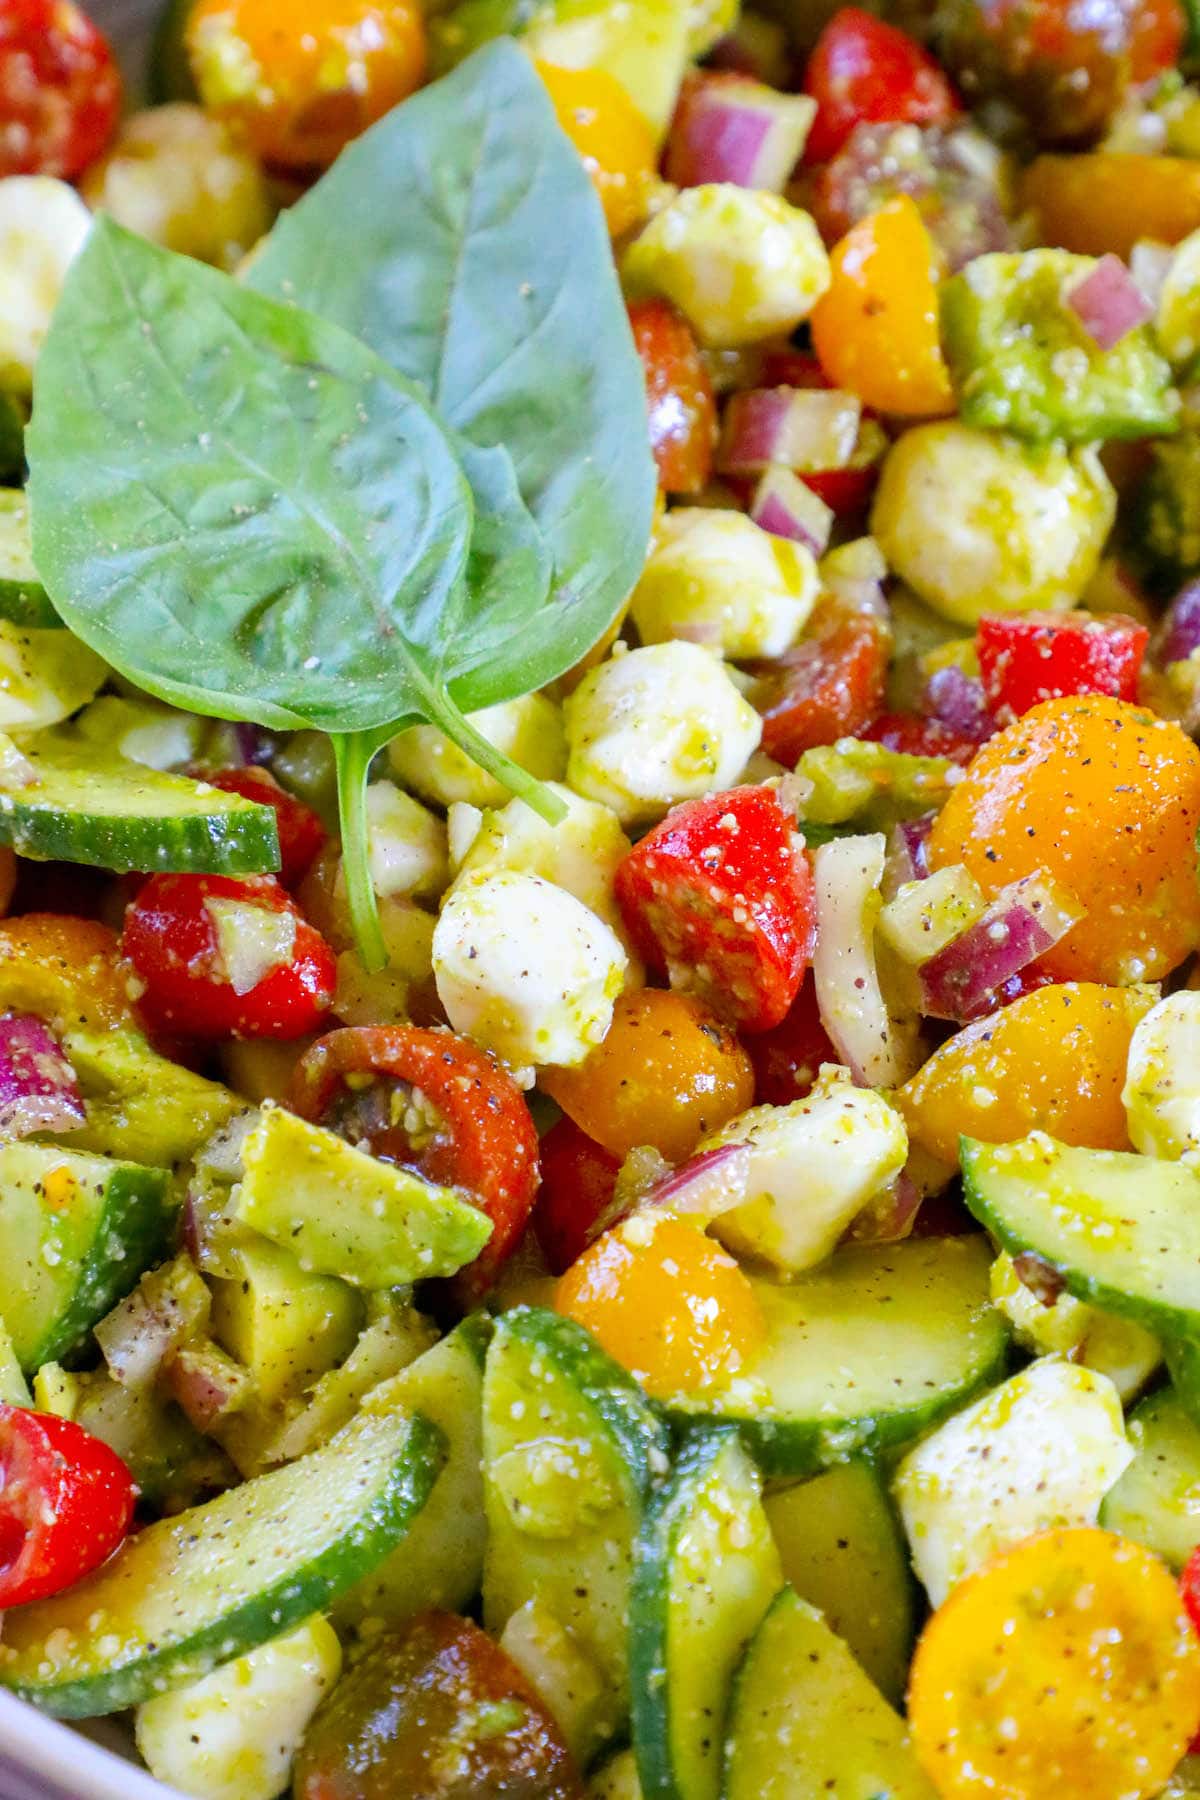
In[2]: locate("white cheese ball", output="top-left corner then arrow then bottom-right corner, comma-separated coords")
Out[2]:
0,177 -> 91,394
623,184 -> 831,349
363,779 -> 448,901
388,693 -> 566,810
871,422 -> 1115,626
564,641 -> 762,826
452,780 -> 633,943
1124,989 -> 1200,1160
631,507 -> 819,659
433,871 -> 627,1070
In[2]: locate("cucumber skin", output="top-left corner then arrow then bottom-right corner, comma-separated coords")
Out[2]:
3,1412 -> 445,1718
0,793 -> 280,877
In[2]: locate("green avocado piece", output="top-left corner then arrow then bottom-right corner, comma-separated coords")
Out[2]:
233,1105 -> 492,1289
795,738 -> 957,828
209,1238 -> 363,1410
940,249 -> 1179,444
51,1027 -> 243,1168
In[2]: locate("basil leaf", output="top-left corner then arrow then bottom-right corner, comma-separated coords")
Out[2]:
246,40 -> 657,702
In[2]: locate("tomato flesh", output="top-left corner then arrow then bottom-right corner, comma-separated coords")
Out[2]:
862,710 -> 981,764
976,610 -> 1149,723
745,969 -> 838,1106
802,7 -> 959,165
533,1115 -> 620,1276
0,0 -> 120,178
628,297 -> 716,495
748,600 -> 889,763
0,1404 -> 135,1607
194,766 -> 327,886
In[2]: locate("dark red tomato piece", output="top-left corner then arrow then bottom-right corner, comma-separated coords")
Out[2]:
122,873 -> 335,1041
801,7 -> 959,166
0,0 -> 121,177
0,1404 -> 135,1607
748,600 -> 889,764
290,1024 -> 540,1298
801,464 -> 879,517
862,711 -> 980,765
976,611 -> 1149,723
294,1610 -> 582,1800
614,785 -> 814,1033
758,348 -> 830,389
628,297 -> 716,495
192,766 -> 327,886
533,1115 -> 621,1275
745,969 -> 837,1106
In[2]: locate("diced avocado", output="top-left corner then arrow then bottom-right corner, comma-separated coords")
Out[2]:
1135,430 -> 1200,591
0,1315 -> 30,1404
56,1028 -> 243,1167
233,1106 -> 492,1289
0,489 -> 56,626
264,1298 -> 436,1465
0,1141 -> 173,1371
208,1239 -> 363,1410
794,739 -> 958,828
0,726 -> 281,874
0,620 -> 106,730
940,250 -> 1179,443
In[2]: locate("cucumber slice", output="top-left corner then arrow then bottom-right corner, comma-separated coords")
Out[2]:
962,1132 -> 1200,1337
0,1407 -> 444,1717
0,620 -> 106,730
0,491 -> 55,626
482,1306 -> 670,1739
1099,1387 -> 1200,1571
0,727 -> 281,874
631,1427 -> 781,1800
668,1237 -> 1008,1478
762,1458 -> 915,1705
0,1141 -> 172,1371
721,1588 -> 936,1800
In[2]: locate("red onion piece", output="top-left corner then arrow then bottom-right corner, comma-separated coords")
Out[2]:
883,815 -> 934,896
750,465 -> 834,556
918,873 -> 1083,1022
667,78 -> 816,192
1066,254 -> 1153,351
1156,578 -> 1200,668
0,1011 -> 85,1139
718,386 -> 861,476
812,834 -> 923,1088
166,1343 -> 251,1432
844,1168 -> 922,1245
922,664 -> 994,743
642,1142 -> 752,1218
94,1262 -> 212,1389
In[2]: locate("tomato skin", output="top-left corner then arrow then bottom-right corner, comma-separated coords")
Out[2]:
745,969 -> 837,1106
122,874 -> 335,1041
801,8 -> 958,166
533,1116 -> 620,1276
976,611 -> 1149,723
0,0 -> 120,178
0,1404 -> 135,1608
614,786 -> 814,1034
862,710 -> 981,764
294,1610 -> 582,1800
628,298 -> 716,496
193,766 -> 327,886
748,600 -> 889,763
290,1024 -> 540,1296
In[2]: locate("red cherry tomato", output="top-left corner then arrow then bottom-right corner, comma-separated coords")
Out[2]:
1181,1544 -> 1200,1750
290,1024 -> 540,1297
801,7 -> 959,166
862,711 -> 981,765
628,297 -> 717,495
193,767 -> 327,886
976,611 -> 1149,724
533,1115 -> 621,1275
748,600 -> 889,764
745,969 -> 837,1105
614,785 -> 815,1033
122,873 -> 335,1041
0,1404 -> 135,1607
0,0 -> 121,178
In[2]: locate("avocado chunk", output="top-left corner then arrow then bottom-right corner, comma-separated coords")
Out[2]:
208,1238 -> 363,1410
0,1141 -> 172,1371
940,249 -> 1179,444
53,1027 -> 243,1167
233,1105 -> 492,1289
794,738 -> 958,828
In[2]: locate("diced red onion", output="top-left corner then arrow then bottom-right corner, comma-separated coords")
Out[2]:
918,873 -> 1083,1022
812,834 -> 923,1088
750,465 -> 834,556
0,1011 -> 85,1139
1012,1249 -> 1068,1307
922,664 -> 994,743
1066,254 -> 1153,351
94,1266 -> 211,1389
1156,578 -> 1200,668
882,815 -> 934,897
844,1168 -> 922,1245
642,1142 -> 752,1218
667,79 -> 816,192
718,386 -> 861,476
166,1344 -> 250,1432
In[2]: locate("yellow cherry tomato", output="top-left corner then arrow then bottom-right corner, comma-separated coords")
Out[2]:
555,1212 -> 765,1399
536,62 -> 655,238
908,1527 -> 1200,1800
810,195 -> 954,417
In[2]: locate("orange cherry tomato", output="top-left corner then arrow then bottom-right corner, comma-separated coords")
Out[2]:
810,195 -> 954,417
1023,153 -> 1200,258
928,695 -> 1200,986
908,1528 -> 1200,1800
898,981 -> 1155,1166
555,1212 -> 765,1399
0,913 -> 137,1034
540,987 -> 755,1164
187,0 -> 426,171
536,62 -> 655,238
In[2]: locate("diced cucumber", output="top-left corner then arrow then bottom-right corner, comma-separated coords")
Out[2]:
264,1297 -> 436,1464
208,1240 -> 363,1412
56,1028 -> 243,1167
762,1459 -> 914,1706
667,1237 -> 1008,1478
630,1427 -> 781,1800
483,1306 -> 670,1742
0,490 -> 56,626
1099,1387 -> 1200,1571
962,1132 -> 1200,1337
0,1313 -> 30,1403
0,1406 -> 444,1717
0,619 -> 106,729
720,1588 -> 937,1800
0,727 -> 280,874
0,1141 -> 172,1371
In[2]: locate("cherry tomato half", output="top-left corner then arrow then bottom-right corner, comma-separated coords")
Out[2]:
0,1403 -> 135,1607
976,610 -> 1148,723
193,766 -> 327,886
0,912 -> 136,1033
0,0 -> 121,179
745,969 -> 837,1106
533,1115 -> 620,1276
628,297 -> 717,495
862,710 -> 981,764
801,7 -> 958,166
748,599 -> 889,763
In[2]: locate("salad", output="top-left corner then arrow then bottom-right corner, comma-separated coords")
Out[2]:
10,0 -> 1200,1796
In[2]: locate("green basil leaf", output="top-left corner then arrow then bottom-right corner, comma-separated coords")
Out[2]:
246,39 -> 657,703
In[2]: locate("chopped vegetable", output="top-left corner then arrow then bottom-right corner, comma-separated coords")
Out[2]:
0,1402 -> 135,1607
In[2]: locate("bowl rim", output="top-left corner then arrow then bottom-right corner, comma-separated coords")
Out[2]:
0,1690 -> 182,1800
